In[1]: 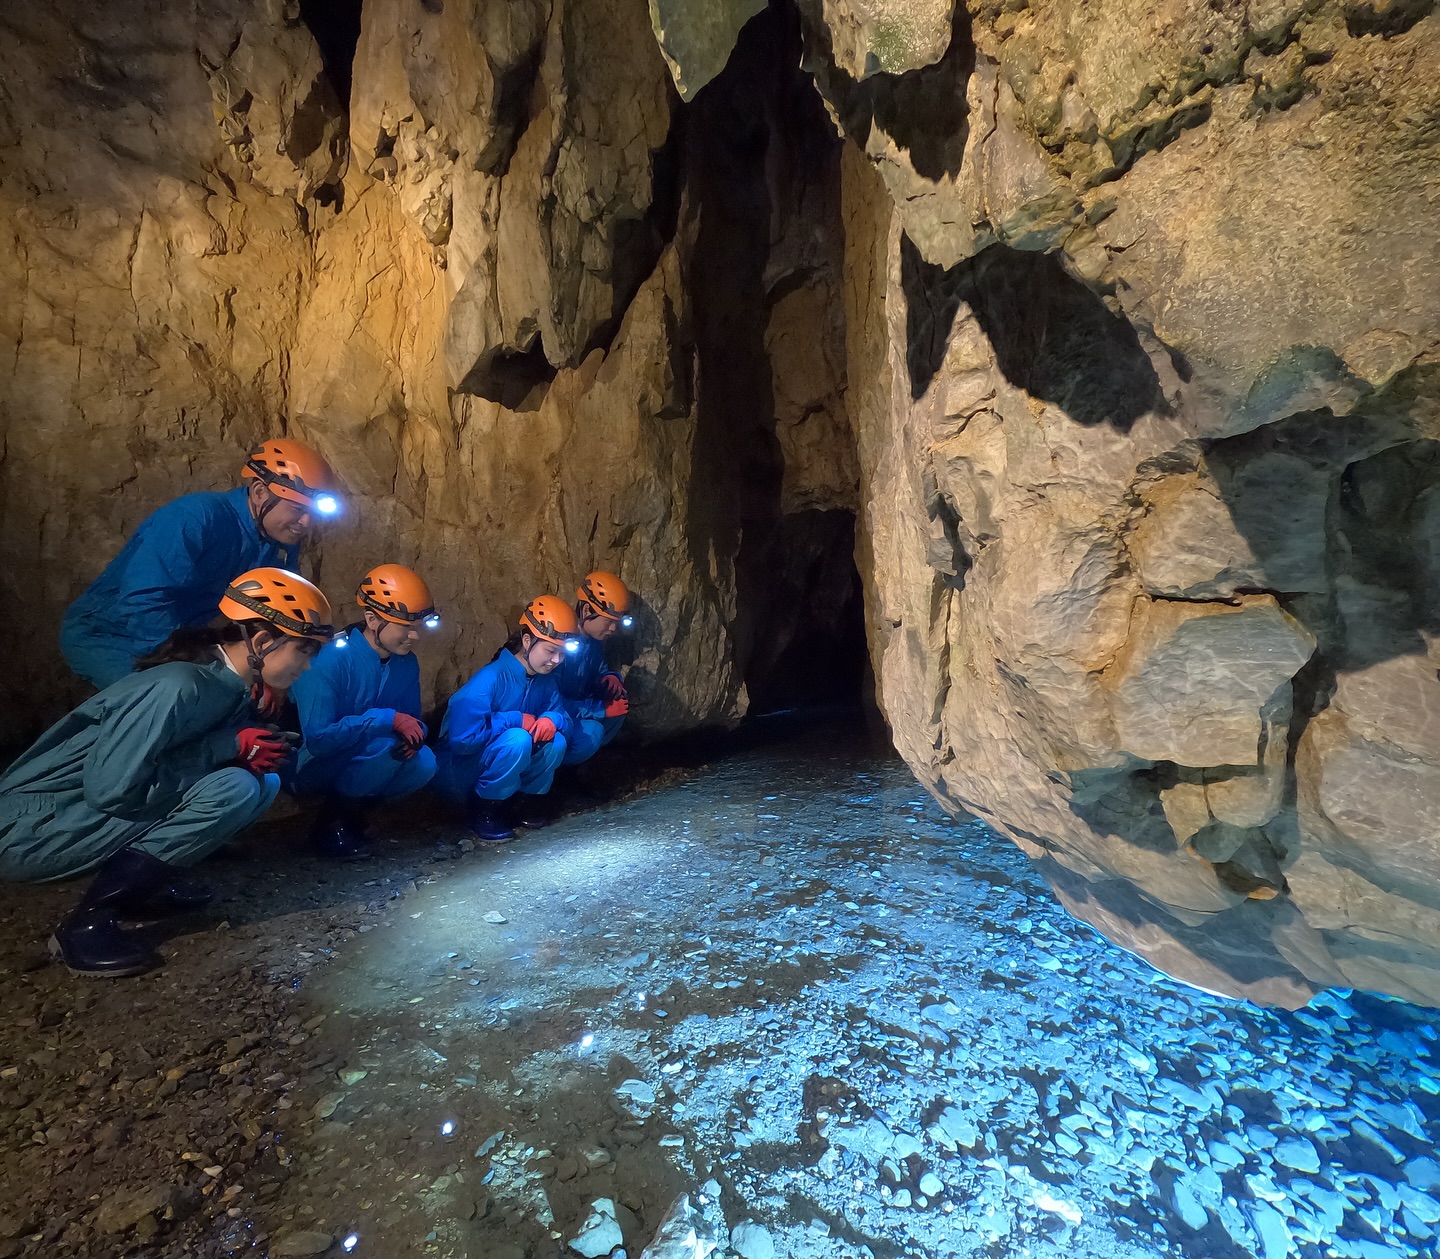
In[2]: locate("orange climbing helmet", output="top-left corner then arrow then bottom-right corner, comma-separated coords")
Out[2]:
219,568 -> 335,640
242,439 -> 341,515
520,595 -> 579,646
357,564 -> 439,627
576,571 -> 633,624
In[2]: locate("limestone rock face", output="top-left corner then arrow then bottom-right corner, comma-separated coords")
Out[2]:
824,2 -> 1440,1006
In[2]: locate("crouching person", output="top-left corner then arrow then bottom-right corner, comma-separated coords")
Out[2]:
290,565 -> 440,861
556,571 -> 635,767
436,596 -> 578,843
0,569 -> 333,977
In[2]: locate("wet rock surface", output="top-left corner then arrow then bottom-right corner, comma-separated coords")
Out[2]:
8,723 -> 1431,1257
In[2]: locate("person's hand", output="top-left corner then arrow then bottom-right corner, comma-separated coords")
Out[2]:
252,683 -> 287,720
598,673 -> 626,701
520,713 -> 537,733
604,697 -> 630,719
393,712 -> 426,748
236,727 -> 290,775
530,716 -> 557,745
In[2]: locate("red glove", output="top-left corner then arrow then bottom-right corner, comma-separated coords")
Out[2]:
393,712 -> 426,747
598,673 -> 626,701
236,728 -> 290,775
529,716 -> 557,745
252,683 -> 287,720
604,697 -> 630,719
520,713 -> 537,733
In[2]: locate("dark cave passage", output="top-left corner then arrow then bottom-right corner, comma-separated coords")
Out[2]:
298,0 -> 364,107
739,508 -> 871,716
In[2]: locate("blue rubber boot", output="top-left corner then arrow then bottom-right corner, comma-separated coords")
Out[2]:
467,798 -> 515,844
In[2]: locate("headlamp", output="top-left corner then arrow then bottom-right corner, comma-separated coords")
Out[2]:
620,615 -> 634,629
334,633 -> 349,648
423,613 -> 442,630
564,638 -> 581,654
312,493 -> 340,516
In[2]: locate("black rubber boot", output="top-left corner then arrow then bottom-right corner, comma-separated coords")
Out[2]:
108,849 -> 213,917
467,798 -> 515,843
309,797 -> 371,862
49,850 -> 165,978
514,792 -> 556,831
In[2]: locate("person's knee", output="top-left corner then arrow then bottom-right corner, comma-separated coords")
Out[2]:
489,728 -> 534,771
199,766 -> 271,812
540,734 -> 566,769
563,721 -> 601,765
394,747 -> 437,797
600,714 -> 625,746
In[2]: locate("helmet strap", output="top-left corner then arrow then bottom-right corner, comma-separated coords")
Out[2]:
253,489 -> 284,543
240,623 -> 285,685
362,613 -> 391,660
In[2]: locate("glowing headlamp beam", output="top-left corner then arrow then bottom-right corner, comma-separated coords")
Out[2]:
620,615 -> 634,629
423,614 -> 442,630
312,493 -> 340,516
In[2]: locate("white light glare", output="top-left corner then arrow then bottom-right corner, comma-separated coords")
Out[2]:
342,1235 -> 360,1253
334,634 -> 349,648
441,1120 -> 455,1136
621,615 -> 634,629
580,1032 -> 595,1048
423,613 -> 442,630
313,493 -> 340,516
564,639 -> 580,654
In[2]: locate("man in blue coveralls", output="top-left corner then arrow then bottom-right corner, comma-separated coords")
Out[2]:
59,438 -> 342,696
555,570 -> 634,768
290,565 -> 441,861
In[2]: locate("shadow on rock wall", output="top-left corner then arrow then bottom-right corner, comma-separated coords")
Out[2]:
902,237 -> 1164,428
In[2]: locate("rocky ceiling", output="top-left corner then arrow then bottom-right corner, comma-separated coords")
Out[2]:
1,0 -> 1437,1007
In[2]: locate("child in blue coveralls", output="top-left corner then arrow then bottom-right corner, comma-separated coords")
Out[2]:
0,568 -> 333,977
290,565 -> 441,861
435,596 -> 580,843
555,570 -> 634,767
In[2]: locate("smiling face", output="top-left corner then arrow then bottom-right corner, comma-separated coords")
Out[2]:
248,483 -> 317,547
365,611 -> 421,658
518,633 -> 565,675
255,631 -> 322,688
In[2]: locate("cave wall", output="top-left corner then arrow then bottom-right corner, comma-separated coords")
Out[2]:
802,0 -> 1440,1006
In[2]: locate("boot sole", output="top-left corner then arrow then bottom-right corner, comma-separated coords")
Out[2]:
48,936 -> 157,979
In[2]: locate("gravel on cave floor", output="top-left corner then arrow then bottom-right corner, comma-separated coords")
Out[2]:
1,719 -> 1438,1259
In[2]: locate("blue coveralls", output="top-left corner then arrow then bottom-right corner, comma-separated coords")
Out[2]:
60,486 -> 298,689
436,650 -> 570,802
289,626 -> 436,802
553,633 -> 625,765
0,660 -> 278,882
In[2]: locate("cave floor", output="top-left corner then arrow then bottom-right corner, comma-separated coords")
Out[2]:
2,721 -> 1439,1259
